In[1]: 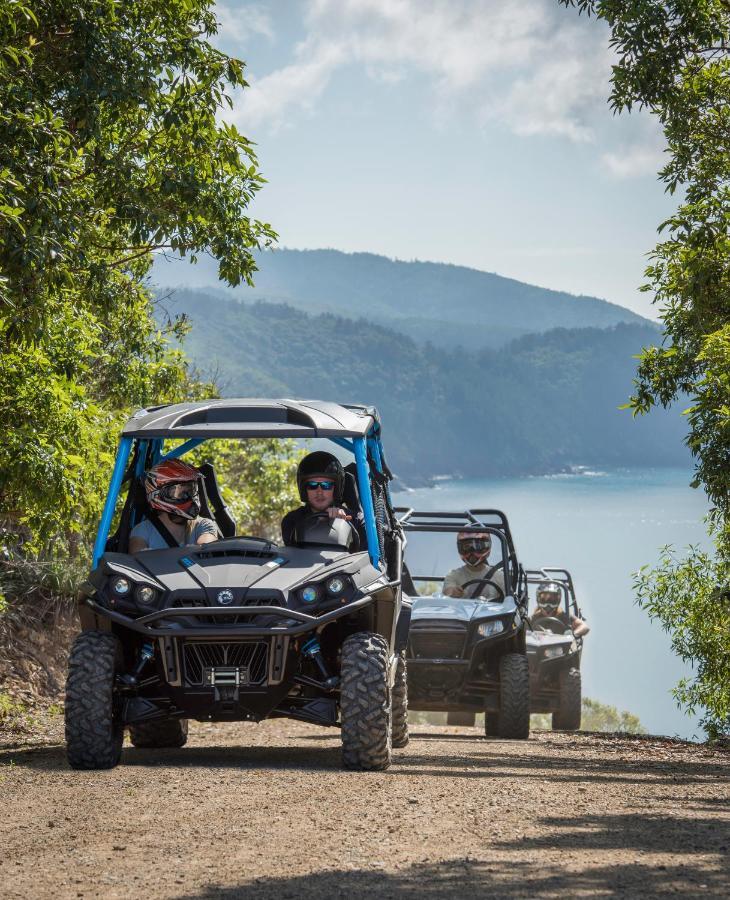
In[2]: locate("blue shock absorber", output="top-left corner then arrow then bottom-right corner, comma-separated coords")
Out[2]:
301,636 -> 339,689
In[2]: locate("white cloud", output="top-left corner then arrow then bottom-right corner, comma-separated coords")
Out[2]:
227,0 -> 615,141
602,144 -> 667,179
215,2 -> 274,47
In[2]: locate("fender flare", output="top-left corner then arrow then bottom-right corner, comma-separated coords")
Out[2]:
395,597 -> 412,652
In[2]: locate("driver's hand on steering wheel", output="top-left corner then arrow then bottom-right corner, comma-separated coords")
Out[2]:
327,507 -> 352,521
444,586 -> 464,598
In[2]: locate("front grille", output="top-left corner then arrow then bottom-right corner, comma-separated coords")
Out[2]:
410,623 -> 467,659
183,641 -> 269,685
170,596 -> 283,624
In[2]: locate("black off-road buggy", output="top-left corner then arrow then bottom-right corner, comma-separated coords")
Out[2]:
525,568 -> 584,730
65,399 -> 409,771
396,509 -> 531,739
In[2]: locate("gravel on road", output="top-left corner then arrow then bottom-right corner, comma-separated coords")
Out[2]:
1,719 -> 728,899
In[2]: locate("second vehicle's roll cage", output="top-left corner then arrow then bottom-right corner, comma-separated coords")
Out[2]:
394,508 -> 527,601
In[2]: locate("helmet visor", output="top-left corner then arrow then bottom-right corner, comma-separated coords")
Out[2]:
159,482 -> 199,503
457,537 -> 491,556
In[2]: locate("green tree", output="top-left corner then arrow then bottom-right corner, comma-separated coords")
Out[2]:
0,1 -> 275,554
560,0 -> 729,736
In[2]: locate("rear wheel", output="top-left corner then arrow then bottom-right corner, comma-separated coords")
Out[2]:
340,632 -> 392,770
129,718 -> 189,748
391,651 -> 409,748
553,667 -> 581,731
447,711 -> 476,727
497,653 -> 530,739
65,631 -> 124,770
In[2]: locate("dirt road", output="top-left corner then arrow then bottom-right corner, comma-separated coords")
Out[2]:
1,718 -> 728,899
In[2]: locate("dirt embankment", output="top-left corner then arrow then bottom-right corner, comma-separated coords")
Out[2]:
1,719 -> 728,899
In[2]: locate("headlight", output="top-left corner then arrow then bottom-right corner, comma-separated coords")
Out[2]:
544,646 -> 564,659
111,576 -> 131,596
135,585 -> 158,605
301,585 -> 320,604
477,620 -> 504,638
326,576 -> 345,595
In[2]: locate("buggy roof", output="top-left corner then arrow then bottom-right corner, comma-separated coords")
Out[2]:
121,399 -> 379,440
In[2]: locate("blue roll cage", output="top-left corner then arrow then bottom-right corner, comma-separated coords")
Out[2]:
92,431 -> 387,570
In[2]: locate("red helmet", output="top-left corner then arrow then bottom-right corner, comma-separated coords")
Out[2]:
457,530 -> 491,567
144,459 -> 201,521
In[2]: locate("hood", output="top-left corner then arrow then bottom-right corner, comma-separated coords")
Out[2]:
102,538 -> 376,606
526,629 -> 573,650
411,593 -> 516,625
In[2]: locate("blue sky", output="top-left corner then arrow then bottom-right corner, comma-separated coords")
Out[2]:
213,1 -> 677,318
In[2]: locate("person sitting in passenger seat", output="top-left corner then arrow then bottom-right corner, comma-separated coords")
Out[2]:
129,459 -> 219,552
443,531 -> 506,600
281,451 -> 365,548
533,581 -> 590,637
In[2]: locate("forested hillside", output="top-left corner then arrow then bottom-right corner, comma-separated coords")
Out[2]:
164,290 -> 687,481
153,248 -> 648,350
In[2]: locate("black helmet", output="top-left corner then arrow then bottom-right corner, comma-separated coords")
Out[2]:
297,451 -> 344,503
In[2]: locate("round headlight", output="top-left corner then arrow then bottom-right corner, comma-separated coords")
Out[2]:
112,576 -> 131,596
136,585 -> 157,605
326,577 -> 345,595
301,585 -> 319,604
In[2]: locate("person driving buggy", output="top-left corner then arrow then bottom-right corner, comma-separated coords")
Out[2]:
281,451 -> 366,549
128,459 -> 219,552
443,531 -> 506,600
533,580 -> 590,637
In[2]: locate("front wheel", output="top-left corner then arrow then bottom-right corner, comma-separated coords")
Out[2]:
497,653 -> 530,739
340,632 -> 392,770
391,651 -> 409,748
553,667 -> 581,731
65,631 -> 124,770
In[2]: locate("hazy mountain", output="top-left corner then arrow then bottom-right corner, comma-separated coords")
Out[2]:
163,289 -> 687,482
153,248 -> 650,350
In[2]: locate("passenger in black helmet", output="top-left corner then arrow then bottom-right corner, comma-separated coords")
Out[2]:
534,580 -> 590,637
281,451 -> 366,548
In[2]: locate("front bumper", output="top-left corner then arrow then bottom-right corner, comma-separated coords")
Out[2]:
83,595 -> 376,639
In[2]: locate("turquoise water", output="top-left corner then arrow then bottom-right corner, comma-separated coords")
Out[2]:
393,467 -> 709,740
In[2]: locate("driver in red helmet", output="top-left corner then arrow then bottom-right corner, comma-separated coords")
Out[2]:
129,459 -> 219,552
281,451 -> 365,547
443,531 -> 505,600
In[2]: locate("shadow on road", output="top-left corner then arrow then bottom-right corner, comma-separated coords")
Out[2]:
178,855 -> 729,899
0,742 -> 342,772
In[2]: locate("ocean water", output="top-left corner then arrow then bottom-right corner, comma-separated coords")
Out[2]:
392,467 -> 710,740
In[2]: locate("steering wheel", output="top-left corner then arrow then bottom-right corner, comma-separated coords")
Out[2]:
301,512 -> 360,551
460,562 -> 505,602
532,616 -> 570,635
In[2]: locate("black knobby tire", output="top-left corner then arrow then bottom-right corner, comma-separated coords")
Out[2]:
65,631 -> 124,770
340,632 -> 392,770
447,711 -> 476,727
391,651 -> 409,748
484,712 -> 499,736
497,652 -> 530,739
129,718 -> 189,748
553,667 -> 582,731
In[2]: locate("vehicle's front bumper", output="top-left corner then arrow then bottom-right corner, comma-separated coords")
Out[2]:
83,595 -> 376,639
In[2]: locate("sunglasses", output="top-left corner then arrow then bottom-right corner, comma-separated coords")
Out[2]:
305,480 -> 335,491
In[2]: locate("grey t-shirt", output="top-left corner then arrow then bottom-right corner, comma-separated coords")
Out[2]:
443,562 -> 506,599
130,516 -> 219,550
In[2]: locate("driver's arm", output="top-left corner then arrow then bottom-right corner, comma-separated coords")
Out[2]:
442,571 -> 464,598
571,616 -> 590,637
